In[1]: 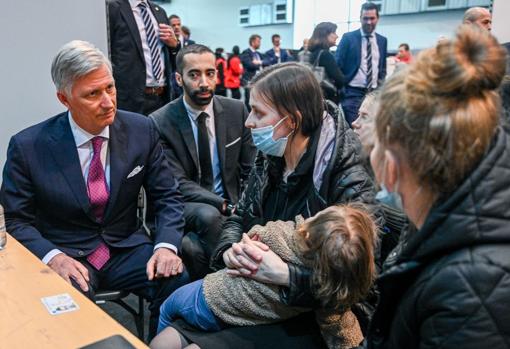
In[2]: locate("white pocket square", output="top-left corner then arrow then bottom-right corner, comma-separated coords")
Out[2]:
225,137 -> 241,148
127,165 -> 144,179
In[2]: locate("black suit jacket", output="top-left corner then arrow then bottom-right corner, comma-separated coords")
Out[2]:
150,96 -> 256,209
0,110 -> 184,259
107,0 -> 175,114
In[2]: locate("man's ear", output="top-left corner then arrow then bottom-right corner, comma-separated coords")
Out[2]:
384,150 -> 399,193
175,72 -> 183,87
56,91 -> 70,109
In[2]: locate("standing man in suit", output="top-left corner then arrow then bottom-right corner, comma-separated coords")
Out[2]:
151,44 -> 256,279
167,14 -> 196,99
241,34 -> 272,110
107,0 -> 178,115
265,34 -> 293,64
0,41 -> 188,339
336,2 -> 387,125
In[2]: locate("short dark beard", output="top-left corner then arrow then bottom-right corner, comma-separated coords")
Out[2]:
182,80 -> 214,107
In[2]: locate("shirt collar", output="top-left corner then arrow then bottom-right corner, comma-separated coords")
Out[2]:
182,97 -> 214,122
360,28 -> 376,37
129,0 -> 145,10
68,112 -> 110,148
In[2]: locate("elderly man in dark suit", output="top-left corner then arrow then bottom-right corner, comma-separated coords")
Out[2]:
151,44 -> 256,279
0,40 -> 188,339
336,2 -> 387,126
107,0 -> 179,115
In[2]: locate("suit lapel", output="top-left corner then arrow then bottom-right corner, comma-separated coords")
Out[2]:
176,98 -> 200,170
354,30 -> 362,71
104,114 -> 129,221
119,0 -> 144,62
48,114 -> 94,221
213,97 -> 227,176
149,1 -> 165,24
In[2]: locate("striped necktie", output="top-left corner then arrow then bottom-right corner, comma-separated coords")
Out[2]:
365,35 -> 373,89
138,1 -> 163,81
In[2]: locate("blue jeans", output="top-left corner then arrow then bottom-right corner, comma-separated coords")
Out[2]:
157,279 -> 222,334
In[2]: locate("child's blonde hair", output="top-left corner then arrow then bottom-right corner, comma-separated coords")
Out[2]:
297,204 -> 377,309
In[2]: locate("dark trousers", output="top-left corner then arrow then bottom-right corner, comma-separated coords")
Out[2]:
230,88 -> 241,100
341,86 -> 368,127
181,202 -> 225,280
216,85 -> 227,97
142,92 -> 170,116
72,243 -> 190,341
244,87 -> 251,111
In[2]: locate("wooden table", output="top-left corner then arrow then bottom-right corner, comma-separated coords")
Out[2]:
0,234 -> 148,349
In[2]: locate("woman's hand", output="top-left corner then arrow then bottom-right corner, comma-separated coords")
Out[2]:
226,234 -> 290,286
222,233 -> 269,273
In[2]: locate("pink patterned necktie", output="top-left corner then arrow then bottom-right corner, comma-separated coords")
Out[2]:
86,136 -> 110,270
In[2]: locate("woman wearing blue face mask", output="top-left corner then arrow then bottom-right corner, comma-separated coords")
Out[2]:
212,62 -> 380,270
152,63 -> 380,349
172,62 -> 380,348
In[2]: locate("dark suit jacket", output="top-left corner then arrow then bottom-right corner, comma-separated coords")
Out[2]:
107,0 -> 175,114
335,29 -> 387,86
240,48 -> 272,85
265,48 -> 293,64
150,96 -> 256,210
0,110 -> 184,260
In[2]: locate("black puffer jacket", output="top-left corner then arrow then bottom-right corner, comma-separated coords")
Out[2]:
211,101 -> 380,269
365,127 -> 510,349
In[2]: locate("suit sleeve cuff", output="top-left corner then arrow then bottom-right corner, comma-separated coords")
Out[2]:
42,249 -> 64,265
154,243 -> 178,255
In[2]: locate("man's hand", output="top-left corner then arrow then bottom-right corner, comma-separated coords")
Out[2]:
48,253 -> 90,292
159,24 -> 179,48
147,248 -> 183,280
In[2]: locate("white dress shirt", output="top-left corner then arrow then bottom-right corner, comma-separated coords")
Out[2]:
350,29 -> 380,89
42,112 -> 176,264
182,98 -> 225,197
129,0 -> 166,87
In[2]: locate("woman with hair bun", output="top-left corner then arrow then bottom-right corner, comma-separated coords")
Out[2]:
365,25 -> 510,348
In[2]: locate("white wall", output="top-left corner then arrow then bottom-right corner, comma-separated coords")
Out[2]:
377,9 -> 465,51
0,0 -> 108,182
159,0 -> 293,52
492,0 -> 510,44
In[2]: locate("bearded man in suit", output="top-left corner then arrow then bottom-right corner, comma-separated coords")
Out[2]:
151,44 -> 256,279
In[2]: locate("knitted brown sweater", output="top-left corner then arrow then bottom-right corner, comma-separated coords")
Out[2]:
203,217 -> 363,348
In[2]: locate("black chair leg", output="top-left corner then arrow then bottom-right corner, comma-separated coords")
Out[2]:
136,295 -> 144,340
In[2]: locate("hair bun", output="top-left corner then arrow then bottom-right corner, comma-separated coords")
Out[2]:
432,25 -> 506,98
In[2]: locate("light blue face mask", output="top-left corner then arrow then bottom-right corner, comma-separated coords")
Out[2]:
250,116 -> 293,157
376,184 -> 404,211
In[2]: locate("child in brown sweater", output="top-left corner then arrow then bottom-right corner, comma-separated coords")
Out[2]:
153,204 -> 377,349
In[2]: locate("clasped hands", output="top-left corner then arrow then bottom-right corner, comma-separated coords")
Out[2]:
223,233 -> 290,286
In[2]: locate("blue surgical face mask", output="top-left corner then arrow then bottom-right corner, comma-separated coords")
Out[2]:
376,184 -> 403,211
250,116 -> 293,157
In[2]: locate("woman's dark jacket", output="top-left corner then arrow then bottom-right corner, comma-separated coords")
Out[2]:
309,48 -> 345,89
365,127 -> 510,349
211,101 -> 379,270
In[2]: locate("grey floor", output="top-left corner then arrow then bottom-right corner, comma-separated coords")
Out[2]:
98,293 -> 151,344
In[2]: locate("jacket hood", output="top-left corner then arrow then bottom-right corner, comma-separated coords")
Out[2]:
400,128 -> 510,262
